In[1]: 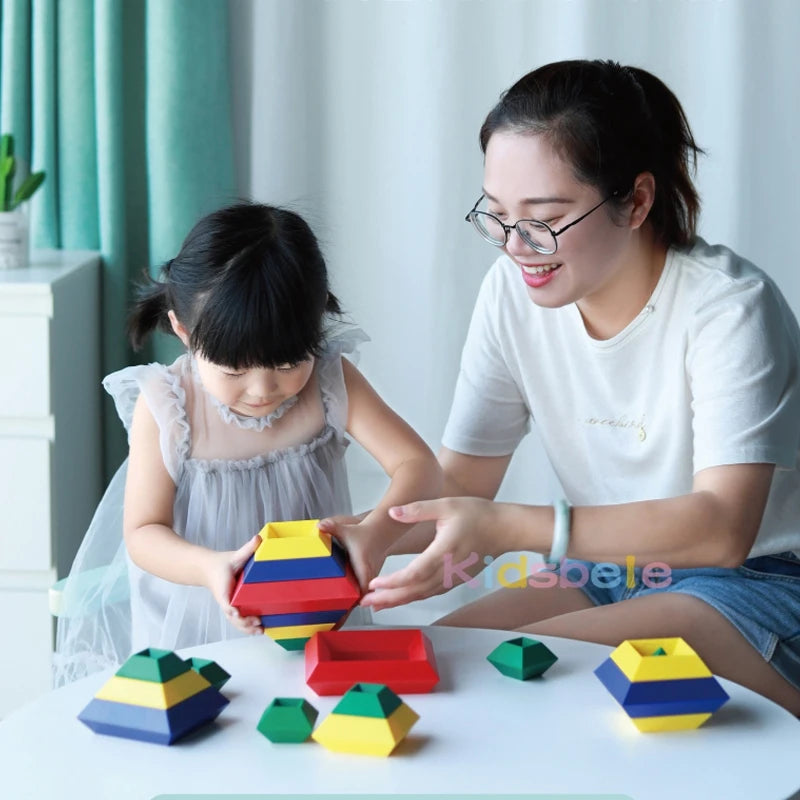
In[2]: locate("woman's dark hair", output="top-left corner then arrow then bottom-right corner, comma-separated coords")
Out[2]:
127,202 -> 341,368
479,59 -> 704,247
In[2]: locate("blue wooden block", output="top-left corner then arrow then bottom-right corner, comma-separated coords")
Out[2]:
78,686 -> 229,744
242,540 -> 347,583
260,608 -> 350,627
595,657 -> 729,717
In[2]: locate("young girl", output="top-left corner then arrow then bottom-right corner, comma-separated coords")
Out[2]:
356,60 -> 800,714
54,201 -> 441,685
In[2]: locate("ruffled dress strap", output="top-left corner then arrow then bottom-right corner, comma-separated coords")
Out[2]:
102,357 -> 192,484
317,321 -> 370,432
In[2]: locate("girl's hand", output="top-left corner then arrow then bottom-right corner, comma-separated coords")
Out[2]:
360,497 -> 498,610
205,534 -> 263,635
318,514 -> 384,594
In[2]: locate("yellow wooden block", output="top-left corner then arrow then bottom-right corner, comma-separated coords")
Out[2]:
312,703 -> 419,756
95,669 -> 212,709
631,712 -> 712,732
253,520 -> 332,561
263,621 -> 336,640
610,638 -> 712,682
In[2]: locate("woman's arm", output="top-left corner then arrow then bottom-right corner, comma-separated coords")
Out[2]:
363,461 -> 775,609
123,395 -> 261,632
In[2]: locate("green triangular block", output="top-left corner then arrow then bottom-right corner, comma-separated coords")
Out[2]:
116,648 -> 190,682
487,637 -> 558,680
652,647 -> 667,656
274,637 -> 310,651
332,683 -> 402,718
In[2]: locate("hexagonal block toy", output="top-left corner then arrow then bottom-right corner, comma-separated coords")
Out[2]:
230,520 -> 361,650
257,697 -> 319,743
78,648 -> 229,744
487,637 -> 558,680
594,637 -> 729,732
312,683 -> 419,756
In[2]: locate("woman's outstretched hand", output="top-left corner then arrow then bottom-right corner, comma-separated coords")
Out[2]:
359,497 -> 499,611
206,534 -> 263,635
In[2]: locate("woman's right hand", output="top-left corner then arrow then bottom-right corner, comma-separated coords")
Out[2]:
204,534 -> 263,635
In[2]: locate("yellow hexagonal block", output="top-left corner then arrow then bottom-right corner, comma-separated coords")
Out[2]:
631,712 -> 713,732
312,703 -> 419,756
95,669 -> 212,709
610,638 -> 712,682
254,520 -> 332,561
263,621 -> 336,641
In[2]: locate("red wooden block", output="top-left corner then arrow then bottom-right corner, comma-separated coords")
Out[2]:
305,629 -> 440,695
230,562 -> 361,617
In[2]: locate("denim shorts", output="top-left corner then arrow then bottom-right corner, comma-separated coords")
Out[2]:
565,551 -> 800,692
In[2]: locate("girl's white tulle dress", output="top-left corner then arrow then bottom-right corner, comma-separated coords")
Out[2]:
54,326 -> 371,686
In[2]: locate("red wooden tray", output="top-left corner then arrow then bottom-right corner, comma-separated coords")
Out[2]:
305,628 -> 440,695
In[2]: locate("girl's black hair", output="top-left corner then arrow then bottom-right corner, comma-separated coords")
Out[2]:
127,202 -> 341,368
479,59 -> 704,247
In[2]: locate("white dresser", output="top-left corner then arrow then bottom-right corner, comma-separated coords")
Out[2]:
0,251 -> 102,716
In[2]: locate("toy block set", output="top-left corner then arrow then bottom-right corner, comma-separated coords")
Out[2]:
594,637 -> 729,731
230,520 -> 361,650
257,697 -> 319,743
305,628 -> 440,695
311,683 -> 419,756
78,648 -> 230,745
487,637 -> 558,680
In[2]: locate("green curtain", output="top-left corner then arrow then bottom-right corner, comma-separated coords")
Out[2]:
0,0 -> 236,481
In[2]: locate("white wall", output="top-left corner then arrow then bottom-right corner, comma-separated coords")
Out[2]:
229,0 -> 800,517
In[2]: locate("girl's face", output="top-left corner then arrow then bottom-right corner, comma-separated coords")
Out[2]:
168,310 -> 315,417
482,131 -> 640,310
193,354 -> 315,417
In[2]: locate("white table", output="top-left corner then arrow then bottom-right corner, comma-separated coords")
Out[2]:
1,626 -> 799,799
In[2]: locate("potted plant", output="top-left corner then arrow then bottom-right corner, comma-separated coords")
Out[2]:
0,133 -> 46,269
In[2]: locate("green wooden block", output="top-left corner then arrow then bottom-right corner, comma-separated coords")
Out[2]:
257,697 -> 318,743
487,637 -> 558,680
274,637 -> 310,651
116,648 -> 190,683
652,647 -> 667,656
187,658 -> 231,689
332,683 -> 402,719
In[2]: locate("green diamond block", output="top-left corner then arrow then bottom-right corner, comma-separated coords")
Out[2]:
487,637 -> 558,680
332,683 -> 402,719
186,657 -> 231,689
115,648 -> 190,683
257,698 -> 319,743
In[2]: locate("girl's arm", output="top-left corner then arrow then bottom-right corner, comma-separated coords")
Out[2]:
324,358 -> 443,589
363,461 -> 775,609
123,395 -> 261,632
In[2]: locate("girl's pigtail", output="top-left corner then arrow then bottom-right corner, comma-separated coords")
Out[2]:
127,265 -> 173,351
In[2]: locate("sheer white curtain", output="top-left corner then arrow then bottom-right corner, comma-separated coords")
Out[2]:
230,0 -> 800,616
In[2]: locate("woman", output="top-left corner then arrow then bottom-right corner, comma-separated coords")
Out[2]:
351,59 -> 800,713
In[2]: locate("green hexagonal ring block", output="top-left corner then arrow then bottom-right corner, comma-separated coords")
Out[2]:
487,636 -> 558,680
186,657 -> 231,690
257,697 -> 319,743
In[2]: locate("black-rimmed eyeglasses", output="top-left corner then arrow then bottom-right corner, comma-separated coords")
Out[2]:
465,192 -> 618,255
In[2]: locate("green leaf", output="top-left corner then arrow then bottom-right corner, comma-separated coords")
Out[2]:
0,134 -> 13,162
12,171 -> 46,209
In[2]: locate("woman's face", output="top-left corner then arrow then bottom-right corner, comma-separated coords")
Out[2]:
482,131 -> 635,309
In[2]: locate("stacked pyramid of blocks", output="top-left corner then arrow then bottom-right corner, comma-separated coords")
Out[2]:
594,637 -> 729,732
78,648 -> 230,744
230,520 -> 361,650
312,683 -> 419,756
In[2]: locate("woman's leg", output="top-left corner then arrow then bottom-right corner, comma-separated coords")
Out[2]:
435,583 -> 595,629
519,592 -> 800,715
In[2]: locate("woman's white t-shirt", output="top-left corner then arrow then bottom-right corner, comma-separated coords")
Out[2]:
442,237 -> 800,558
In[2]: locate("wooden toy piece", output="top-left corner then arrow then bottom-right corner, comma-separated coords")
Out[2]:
312,683 -> 419,756
486,637 -> 558,680
230,562 -> 361,617
594,637 -> 729,732
77,648 -> 230,744
242,539 -> 347,583
305,629 -> 440,696
186,658 -> 231,690
254,520 -> 332,561
261,608 -> 350,628
78,686 -> 229,745
257,697 -> 319,743
263,621 -> 336,645
652,647 -> 667,656
272,637 -> 312,652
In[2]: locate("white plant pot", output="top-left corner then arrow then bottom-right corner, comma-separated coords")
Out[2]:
0,210 -> 30,269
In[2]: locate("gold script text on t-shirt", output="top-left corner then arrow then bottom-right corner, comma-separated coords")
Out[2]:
583,415 -> 647,442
